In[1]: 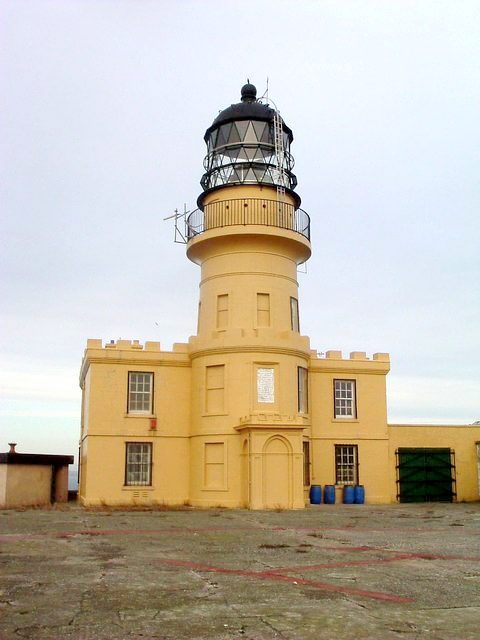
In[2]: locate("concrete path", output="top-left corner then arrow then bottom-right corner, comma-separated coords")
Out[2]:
0,503 -> 479,639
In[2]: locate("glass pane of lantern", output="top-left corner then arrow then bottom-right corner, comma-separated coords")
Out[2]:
244,147 -> 259,161
220,123 -> 232,143
261,124 -> 272,143
235,120 -> 249,140
263,169 -> 274,183
254,167 -> 266,182
235,148 -> 249,161
252,121 -> 266,141
224,147 -> 240,161
228,123 -> 241,144
244,122 -> 257,144
261,147 -> 274,163
215,127 -> 226,148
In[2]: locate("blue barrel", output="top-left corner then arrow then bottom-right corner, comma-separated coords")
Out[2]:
354,485 -> 365,504
343,485 -> 355,504
324,485 -> 336,504
309,485 -> 322,504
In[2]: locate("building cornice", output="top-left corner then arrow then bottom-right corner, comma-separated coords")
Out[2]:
189,345 -> 311,360
79,349 -> 190,385
200,271 -> 298,286
309,365 -> 389,375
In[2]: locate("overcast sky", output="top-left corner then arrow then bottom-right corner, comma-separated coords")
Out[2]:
1,0 -> 479,467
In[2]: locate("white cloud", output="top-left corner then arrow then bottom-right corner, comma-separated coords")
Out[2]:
388,375 -> 479,424
0,364 -> 80,403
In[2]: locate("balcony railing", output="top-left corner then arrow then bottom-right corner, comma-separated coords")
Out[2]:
186,198 -> 310,241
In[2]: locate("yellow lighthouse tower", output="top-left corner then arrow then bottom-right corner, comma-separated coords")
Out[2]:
186,83 -> 312,508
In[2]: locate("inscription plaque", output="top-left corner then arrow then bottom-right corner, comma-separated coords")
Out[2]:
257,367 -> 274,403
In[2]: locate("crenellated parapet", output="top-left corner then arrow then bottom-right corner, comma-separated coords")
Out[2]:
309,350 -> 390,374
80,338 -> 191,386
85,338 -> 190,352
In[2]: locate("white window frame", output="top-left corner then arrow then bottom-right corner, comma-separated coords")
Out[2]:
335,444 -> 358,485
128,371 -> 154,415
298,366 -> 308,414
334,379 -> 356,419
303,441 -> 311,486
290,296 -> 300,332
125,442 -> 152,486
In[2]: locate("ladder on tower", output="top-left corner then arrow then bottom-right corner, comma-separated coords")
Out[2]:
273,110 -> 286,225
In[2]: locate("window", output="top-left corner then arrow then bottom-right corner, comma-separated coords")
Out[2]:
204,442 -> 226,489
217,294 -> 228,329
206,364 -> 225,413
257,367 -> 275,404
303,441 -> 311,486
298,366 -> 308,413
257,293 -> 270,327
334,379 -> 356,418
335,445 -> 358,485
290,297 -> 299,332
128,372 -> 153,414
125,442 -> 152,486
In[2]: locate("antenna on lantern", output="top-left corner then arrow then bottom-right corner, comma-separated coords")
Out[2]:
164,204 -> 192,244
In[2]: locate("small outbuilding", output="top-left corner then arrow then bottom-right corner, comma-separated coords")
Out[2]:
0,443 -> 74,508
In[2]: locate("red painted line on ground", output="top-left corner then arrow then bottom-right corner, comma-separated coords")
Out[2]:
320,545 -> 375,552
268,554 -> 416,573
157,557 -> 412,603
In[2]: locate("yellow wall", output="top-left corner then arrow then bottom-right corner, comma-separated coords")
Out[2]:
0,465 -> 6,506
79,340 -> 191,506
1,465 -> 52,508
308,351 -> 391,503
388,425 -> 480,502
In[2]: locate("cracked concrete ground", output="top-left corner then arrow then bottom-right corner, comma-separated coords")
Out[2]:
0,503 -> 479,639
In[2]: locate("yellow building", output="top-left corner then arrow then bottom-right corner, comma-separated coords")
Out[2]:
78,84 -> 480,508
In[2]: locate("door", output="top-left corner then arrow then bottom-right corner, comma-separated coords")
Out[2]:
396,448 -> 455,503
263,437 -> 291,509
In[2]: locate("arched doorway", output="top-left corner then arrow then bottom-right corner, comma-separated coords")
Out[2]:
263,436 -> 291,509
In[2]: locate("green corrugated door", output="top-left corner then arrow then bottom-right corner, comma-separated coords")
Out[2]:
397,448 -> 455,503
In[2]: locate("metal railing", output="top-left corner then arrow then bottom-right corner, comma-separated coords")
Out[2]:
186,198 -> 310,241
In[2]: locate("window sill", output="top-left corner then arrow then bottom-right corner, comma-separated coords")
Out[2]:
202,412 -> 229,417
122,486 -> 154,491
332,418 -> 359,423
124,413 -> 156,418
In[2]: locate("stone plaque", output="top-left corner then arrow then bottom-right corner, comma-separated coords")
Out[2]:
257,368 -> 274,404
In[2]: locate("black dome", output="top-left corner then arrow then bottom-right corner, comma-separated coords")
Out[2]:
204,86 -> 293,142
240,83 -> 257,102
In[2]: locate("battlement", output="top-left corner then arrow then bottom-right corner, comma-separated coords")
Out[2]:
86,339 -> 190,353
310,349 -> 390,362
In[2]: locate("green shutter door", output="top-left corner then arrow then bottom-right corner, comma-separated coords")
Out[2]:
397,448 -> 455,503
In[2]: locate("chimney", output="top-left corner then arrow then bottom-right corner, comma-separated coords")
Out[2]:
8,442 -> 17,454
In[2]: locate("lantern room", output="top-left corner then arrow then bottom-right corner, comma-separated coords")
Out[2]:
199,83 -> 298,206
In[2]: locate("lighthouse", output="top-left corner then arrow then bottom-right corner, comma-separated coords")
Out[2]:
186,83 -> 312,508
79,85 -> 401,510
